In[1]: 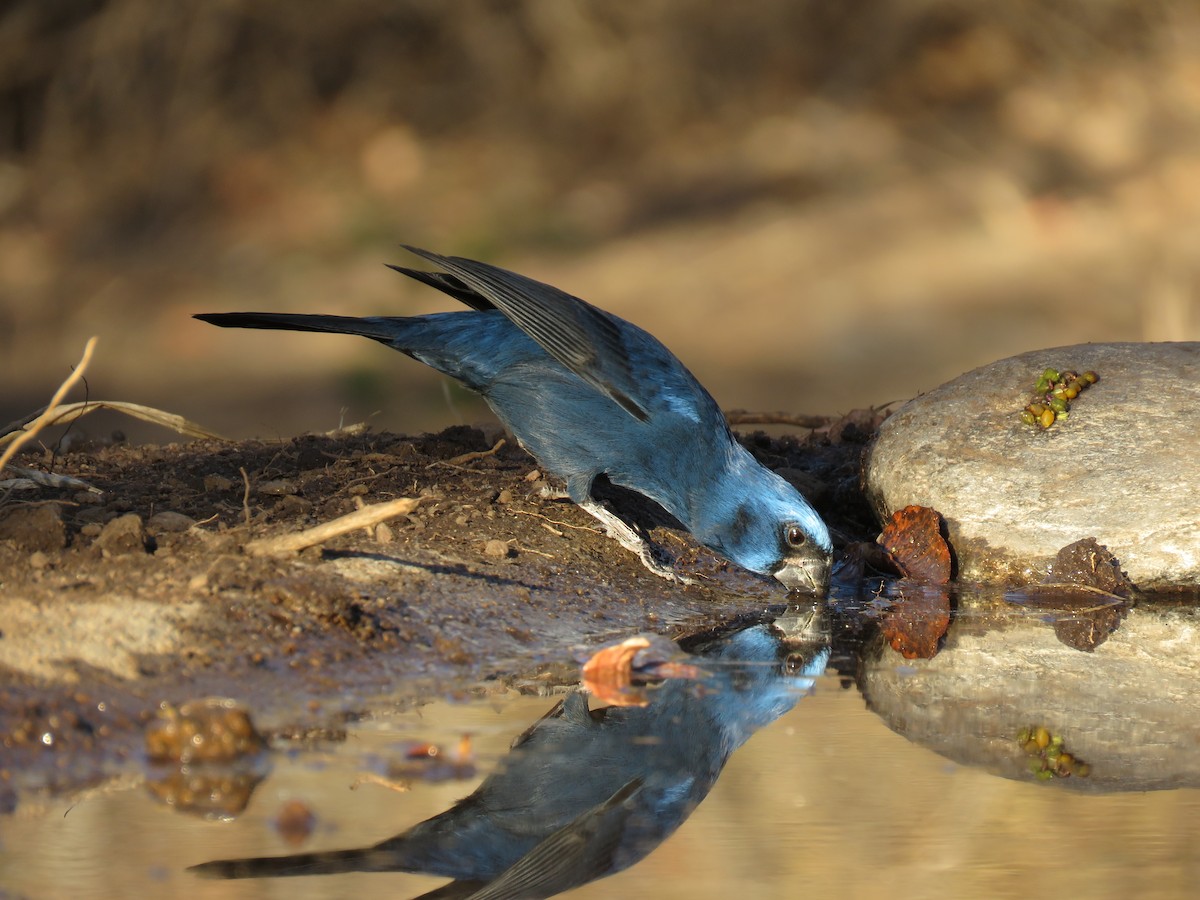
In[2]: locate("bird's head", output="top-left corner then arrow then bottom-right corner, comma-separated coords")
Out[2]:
698,456 -> 833,594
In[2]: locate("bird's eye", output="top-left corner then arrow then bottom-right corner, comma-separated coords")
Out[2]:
783,653 -> 806,674
785,525 -> 806,548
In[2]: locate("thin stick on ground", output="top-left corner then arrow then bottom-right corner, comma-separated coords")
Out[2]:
426,438 -> 506,470
238,467 -> 252,526
244,496 -> 422,557
0,337 -> 97,476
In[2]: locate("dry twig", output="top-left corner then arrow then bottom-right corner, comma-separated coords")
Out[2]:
723,409 -> 834,429
426,438 -> 506,470
244,497 -> 422,557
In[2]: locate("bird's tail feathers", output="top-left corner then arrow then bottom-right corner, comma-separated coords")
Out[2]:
189,845 -> 404,879
194,312 -> 402,345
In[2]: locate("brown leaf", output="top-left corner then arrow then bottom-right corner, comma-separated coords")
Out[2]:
1008,584 -> 1128,653
1004,538 -> 1132,652
877,506 -> 952,584
879,584 -> 952,659
1043,538 -> 1135,597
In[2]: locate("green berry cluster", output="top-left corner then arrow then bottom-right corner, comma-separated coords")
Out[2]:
1020,367 -> 1098,429
1016,725 -> 1091,780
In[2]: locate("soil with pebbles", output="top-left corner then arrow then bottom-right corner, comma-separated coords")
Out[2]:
0,419 -> 877,811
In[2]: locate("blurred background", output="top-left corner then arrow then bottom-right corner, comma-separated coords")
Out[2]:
1,0 -> 1197,440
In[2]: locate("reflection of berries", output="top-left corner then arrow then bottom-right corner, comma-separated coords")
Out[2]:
1016,725 -> 1091,779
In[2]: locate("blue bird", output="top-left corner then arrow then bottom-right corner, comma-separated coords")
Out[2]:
195,246 -> 832,592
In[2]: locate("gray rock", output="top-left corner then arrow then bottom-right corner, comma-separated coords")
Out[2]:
864,342 -> 1200,589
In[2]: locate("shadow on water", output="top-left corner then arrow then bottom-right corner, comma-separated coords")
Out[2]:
190,605 -> 831,898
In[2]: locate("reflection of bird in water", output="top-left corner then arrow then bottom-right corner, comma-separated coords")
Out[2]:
191,608 -> 831,898
196,246 -> 831,591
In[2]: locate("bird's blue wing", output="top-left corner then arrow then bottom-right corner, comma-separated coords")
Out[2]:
398,245 -> 651,422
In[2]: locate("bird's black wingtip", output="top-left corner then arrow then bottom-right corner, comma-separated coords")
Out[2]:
397,243 -> 446,266
385,263 -> 436,280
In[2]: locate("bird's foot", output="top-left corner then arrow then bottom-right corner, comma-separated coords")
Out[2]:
537,484 -> 571,502
577,500 -> 697,586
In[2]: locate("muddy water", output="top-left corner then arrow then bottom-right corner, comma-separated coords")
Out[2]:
4,589 -> 1200,899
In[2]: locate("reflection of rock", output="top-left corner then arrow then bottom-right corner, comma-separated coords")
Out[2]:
864,342 -> 1200,589
857,597 -> 1200,791
145,761 -> 269,820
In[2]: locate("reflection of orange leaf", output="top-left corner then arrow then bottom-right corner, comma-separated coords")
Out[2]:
878,506 -> 951,584
581,635 -> 704,707
384,734 -> 476,783
582,637 -> 652,707
879,585 -> 951,659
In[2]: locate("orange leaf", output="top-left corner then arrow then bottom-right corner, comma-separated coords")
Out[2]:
878,506 -> 951,584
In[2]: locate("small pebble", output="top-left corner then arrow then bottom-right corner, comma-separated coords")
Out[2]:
95,513 -> 149,557
147,511 -> 195,534
257,480 -> 297,496
484,539 -> 513,559
275,799 -> 317,847
496,489 -> 513,505
29,551 -> 50,570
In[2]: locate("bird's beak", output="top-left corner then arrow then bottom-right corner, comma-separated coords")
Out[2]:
774,554 -> 832,596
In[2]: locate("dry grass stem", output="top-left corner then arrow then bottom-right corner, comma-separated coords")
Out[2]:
0,399 -> 226,448
0,337 -> 97,474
